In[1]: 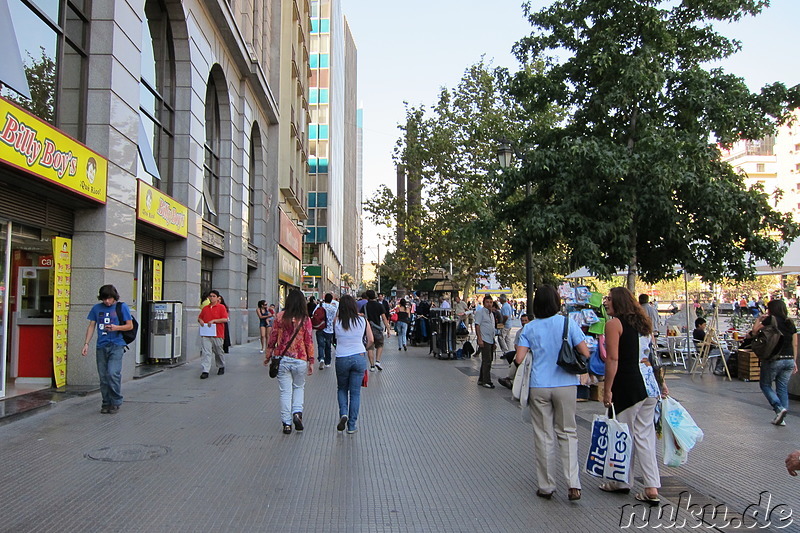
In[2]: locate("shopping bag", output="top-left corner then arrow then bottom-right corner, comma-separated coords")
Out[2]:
662,396 -> 703,454
584,406 -> 632,483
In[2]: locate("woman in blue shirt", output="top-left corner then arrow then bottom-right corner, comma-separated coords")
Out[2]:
515,285 -> 589,501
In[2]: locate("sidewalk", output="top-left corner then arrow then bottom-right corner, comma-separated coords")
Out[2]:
0,338 -> 798,532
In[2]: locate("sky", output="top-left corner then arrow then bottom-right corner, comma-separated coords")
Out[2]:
341,0 -> 800,262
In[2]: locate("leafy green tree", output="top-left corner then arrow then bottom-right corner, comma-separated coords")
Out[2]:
502,0 -> 800,291
365,60 -> 563,293
4,47 -> 55,124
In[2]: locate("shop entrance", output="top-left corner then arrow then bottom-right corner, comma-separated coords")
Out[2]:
1,223 -> 64,399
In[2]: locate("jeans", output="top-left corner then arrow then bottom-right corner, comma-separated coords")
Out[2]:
396,321 -> 409,349
316,330 -> 333,365
760,358 -> 795,412
277,357 -> 307,425
335,353 -> 368,431
96,343 -> 124,407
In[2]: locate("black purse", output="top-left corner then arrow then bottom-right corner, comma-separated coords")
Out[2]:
557,316 -> 588,374
268,319 -> 304,378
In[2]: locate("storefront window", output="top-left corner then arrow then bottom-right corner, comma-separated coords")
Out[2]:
2,0 -> 89,140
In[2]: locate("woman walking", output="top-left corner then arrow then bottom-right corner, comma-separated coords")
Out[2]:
752,299 -> 797,425
514,285 -> 589,501
264,289 -> 315,434
601,287 -> 667,505
256,300 -> 269,353
395,298 -> 411,351
333,294 -> 373,434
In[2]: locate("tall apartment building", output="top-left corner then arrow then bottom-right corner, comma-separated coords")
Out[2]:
302,0 -> 360,297
0,1 -> 309,399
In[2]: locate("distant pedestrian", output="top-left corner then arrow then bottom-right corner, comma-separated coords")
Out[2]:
265,289 -> 315,434
395,298 -> 412,352
197,289 -> 229,378
81,284 -> 134,414
317,293 -> 338,369
474,295 -> 497,389
751,299 -> 797,426
601,287 -> 666,506
256,300 -> 269,353
515,286 -> 588,501
364,290 -> 391,371
307,295 -> 317,317
333,294 -> 373,434
497,294 -> 514,352
639,294 -> 660,335
498,313 -> 530,390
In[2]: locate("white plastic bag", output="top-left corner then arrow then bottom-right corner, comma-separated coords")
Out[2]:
661,419 -> 688,467
662,396 -> 704,451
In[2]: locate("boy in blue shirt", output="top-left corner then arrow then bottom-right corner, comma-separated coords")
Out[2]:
82,285 -> 134,413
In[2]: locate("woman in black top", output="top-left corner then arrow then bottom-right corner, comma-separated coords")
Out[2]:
752,299 -> 798,426
601,287 -> 667,505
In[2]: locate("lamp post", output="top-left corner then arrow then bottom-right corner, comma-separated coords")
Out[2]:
497,141 -> 534,311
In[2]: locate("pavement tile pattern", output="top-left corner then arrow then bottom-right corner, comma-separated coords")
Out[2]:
1,331 -> 799,532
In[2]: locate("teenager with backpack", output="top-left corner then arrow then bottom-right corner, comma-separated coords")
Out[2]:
81,284 -> 134,414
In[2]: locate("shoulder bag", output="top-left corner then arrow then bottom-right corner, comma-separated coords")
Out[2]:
557,315 -> 588,374
269,318 -> 305,378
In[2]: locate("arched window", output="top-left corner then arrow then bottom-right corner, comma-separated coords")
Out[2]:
138,0 -> 175,193
2,0 -> 90,140
203,76 -> 221,225
246,124 -> 263,242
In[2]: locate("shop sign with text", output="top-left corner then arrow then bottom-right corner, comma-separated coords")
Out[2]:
0,96 -> 107,203
279,210 -> 303,259
278,247 -> 300,286
137,180 -> 189,238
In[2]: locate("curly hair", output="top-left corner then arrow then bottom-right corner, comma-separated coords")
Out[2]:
608,287 -> 652,336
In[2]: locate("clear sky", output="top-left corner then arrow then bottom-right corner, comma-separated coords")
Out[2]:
341,0 -> 800,261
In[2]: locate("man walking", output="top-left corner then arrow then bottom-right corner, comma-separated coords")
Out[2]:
498,313 -> 530,390
197,289 -> 229,379
82,284 -> 134,413
365,290 -> 391,371
474,294 -> 497,388
317,293 -> 338,369
497,294 -> 514,352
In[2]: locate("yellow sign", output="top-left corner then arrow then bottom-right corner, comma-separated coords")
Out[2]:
0,96 -> 107,203
137,180 -> 189,238
153,259 -> 163,300
52,237 -> 71,388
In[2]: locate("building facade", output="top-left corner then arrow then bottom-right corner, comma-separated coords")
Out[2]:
302,0 -> 360,298
0,0 -> 311,399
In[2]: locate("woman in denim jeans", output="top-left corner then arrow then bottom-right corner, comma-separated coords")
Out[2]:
752,299 -> 798,426
395,299 -> 411,351
333,295 -> 373,433
264,289 -> 315,434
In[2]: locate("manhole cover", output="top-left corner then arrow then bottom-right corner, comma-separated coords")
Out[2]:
85,444 -> 171,462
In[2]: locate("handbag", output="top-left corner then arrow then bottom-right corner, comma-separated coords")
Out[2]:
362,369 -> 369,387
556,316 -> 588,374
268,318 -> 304,378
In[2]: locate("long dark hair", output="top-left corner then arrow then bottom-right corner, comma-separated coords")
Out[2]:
337,294 -> 360,330
281,289 -> 307,323
609,287 -> 652,336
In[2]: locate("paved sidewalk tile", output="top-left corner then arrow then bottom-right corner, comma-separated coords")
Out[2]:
0,339 -> 798,532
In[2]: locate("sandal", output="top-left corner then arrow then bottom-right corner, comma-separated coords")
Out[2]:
634,493 -> 661,506
599,482 -> 630,494
536,489 -> 554,499
568,488 -> 581,501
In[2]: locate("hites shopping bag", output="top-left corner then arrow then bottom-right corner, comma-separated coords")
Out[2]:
585,414 -> 609,478
584,406 -> 632,483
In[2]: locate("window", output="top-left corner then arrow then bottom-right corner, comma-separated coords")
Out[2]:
138,0 -> 176,193
2,0 -> 90,140
203,77 -> 221,225
756,163 -> 765,173
246,125 -> 262,242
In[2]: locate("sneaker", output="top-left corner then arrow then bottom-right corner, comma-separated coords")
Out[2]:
337,415 -> 348,432
293,412 -> 304,431
217,367 -> 225,375
347,428 -> 358,434
374,361 -> 383,371
481,382 -> 496,389
325,364 -> 331,368
100,405 -> 110,414
773,408 -> 788,425
498,377 -> 513,390
258,350 -> 264,354
404,345 -> 407,351
200,372 -> 209,379
108,405 -> 120,414
779,420 -> 787,426
369,366 -> 376,372
282,424 -> 292,435
320,361 -> 325,370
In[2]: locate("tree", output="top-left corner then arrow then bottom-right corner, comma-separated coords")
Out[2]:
365,60 -> 563,293
4,47 -> 56,124
502,0 -> 800,291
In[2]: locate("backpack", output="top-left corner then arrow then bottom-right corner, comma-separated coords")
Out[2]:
116,302 -> 139,348
311,305 -> 327,331
462,340 -> 475,357
751,323 -> 782,362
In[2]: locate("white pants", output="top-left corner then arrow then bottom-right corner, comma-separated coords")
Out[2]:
613,397 -> 661,489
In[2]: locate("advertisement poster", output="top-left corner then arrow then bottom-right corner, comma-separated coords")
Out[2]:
52,237 -> 71,388
153,259 -> 163,301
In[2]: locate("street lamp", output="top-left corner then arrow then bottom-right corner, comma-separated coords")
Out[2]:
496,140 -> 535,312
